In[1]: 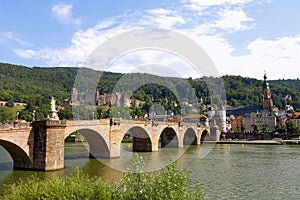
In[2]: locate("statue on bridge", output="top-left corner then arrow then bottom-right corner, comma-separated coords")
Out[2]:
50,96 -> 56,111
47,96 -> 59,120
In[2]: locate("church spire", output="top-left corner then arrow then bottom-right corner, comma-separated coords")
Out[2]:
262,71 -> 273,112
263,71 -> 269,89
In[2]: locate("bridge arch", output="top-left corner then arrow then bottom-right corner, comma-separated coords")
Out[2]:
183,127 -> 197,145
0,140 -> 32,169
200,129 -> 209,144
65,129 -> 110,158
126,126 -> 152,152
159,127 -> 178,148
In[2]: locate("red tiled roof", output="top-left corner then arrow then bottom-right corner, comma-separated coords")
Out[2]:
183,114 -> 208,119
293,112 -> 300,119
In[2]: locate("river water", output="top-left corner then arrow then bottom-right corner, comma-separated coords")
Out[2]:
0,143 -> 300,199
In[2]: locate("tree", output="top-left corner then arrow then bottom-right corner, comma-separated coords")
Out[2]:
286,120 -> 298,134
241,124 -> 246,133
275,124 -> 286,133
58,106 -> 73,120
0,107 -> 14,123
252,124 -> 260,133
262,124 -> 268,133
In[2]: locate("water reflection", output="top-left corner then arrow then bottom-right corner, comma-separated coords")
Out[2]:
0,143 -> 300,199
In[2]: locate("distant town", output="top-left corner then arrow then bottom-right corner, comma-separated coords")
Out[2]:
1,71 -> 299,141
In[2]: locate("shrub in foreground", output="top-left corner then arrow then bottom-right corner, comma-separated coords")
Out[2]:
3,156 -> 201,200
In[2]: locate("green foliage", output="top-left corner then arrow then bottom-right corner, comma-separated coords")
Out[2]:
286,120 -> 299,134
2,170 -> 112,200
275,124 -> 286,133
222,75 -> 300,109
2,156 -> 201,200
58,105 -> 73,120
0,106 -> 24,123
115,155 -> 201,200
261,124 -> 268,133
241,124 -> 246,133
0,63 -> 75,104
0,107 -> 14,123
252,124 -> 260,133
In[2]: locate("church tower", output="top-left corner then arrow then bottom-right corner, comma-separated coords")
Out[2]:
262,72 -> 274,112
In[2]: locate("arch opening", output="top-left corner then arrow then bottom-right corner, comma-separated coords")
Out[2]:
120,131 -> 133,152
160,127 -> 178,148
65,129 -> 110,159
127,127 -> 152,152
200,130 -> 209,145
183,128 -> 197,145
64,131 -> 89,160
0,140 -> 32,169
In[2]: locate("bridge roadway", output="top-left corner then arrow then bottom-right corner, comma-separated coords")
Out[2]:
0,119 -> 215,171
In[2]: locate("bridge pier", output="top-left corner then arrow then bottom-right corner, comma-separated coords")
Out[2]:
32,120 -> 66,171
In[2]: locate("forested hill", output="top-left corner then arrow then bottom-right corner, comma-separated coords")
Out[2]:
222,75 -> 300,109
0,63 -> 79,105
0,63 -> 299,110
0,63 -> 123,105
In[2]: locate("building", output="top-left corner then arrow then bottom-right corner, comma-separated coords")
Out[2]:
182,114 -> 209,127
231,115 -> 243,133
226,105 -> 262,116
0,101 -> 27,107
243,111 -> 276,133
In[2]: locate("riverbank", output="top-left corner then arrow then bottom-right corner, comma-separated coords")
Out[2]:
216,140 -> 300,145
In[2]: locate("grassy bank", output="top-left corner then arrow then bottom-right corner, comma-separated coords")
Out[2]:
2,156 -> 201,200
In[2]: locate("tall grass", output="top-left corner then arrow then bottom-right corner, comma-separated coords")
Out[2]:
2,155 -> 201,200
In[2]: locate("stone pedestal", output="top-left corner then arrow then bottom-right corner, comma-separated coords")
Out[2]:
48,110 -> 59,120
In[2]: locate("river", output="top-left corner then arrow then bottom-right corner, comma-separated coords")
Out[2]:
0,143 -> 300,199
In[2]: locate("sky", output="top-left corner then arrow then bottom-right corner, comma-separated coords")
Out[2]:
0,0 -> 299,80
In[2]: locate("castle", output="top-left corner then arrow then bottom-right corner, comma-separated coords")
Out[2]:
68,87 -> 131,107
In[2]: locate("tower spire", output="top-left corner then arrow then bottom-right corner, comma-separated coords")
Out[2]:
263,71 -> 269,89
262,71 -> 273,112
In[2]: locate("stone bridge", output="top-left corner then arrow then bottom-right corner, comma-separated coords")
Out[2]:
0,119 -> 216,171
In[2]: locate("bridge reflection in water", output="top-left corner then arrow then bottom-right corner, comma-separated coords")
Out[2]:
0,119 -> 218,171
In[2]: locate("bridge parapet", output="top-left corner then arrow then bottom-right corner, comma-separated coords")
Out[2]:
34,119 -> 67,127
0,122 -> 31,130
66,119 -> 109,126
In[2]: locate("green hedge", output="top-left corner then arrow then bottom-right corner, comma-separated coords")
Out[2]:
3,156 -> 201,200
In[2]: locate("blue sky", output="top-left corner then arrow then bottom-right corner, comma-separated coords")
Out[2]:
0,0 -> 299,80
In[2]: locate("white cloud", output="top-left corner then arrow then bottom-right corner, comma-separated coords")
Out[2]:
195,34 -> 300,79
51,3 -> 81,26
107,50 -> 198,78
234,35 -> 300,79
1,32 -> 33,47
14,49 -> 36,59
213,8 -> 254,31
11,0 -> 300,79
182,0 -> 253,6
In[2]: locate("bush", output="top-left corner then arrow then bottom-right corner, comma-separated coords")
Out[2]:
2,170 -> 112,200
3,155 -> 201,200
